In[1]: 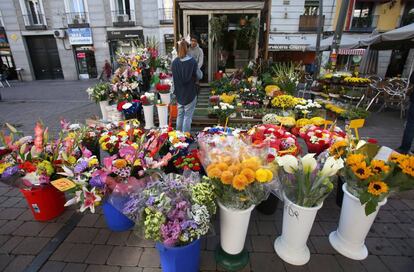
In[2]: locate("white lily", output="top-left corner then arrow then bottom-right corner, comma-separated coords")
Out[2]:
320,156 -> 344,177
276,155 -> 298,174
301,153 -> 317,173
356,140 -> 366,150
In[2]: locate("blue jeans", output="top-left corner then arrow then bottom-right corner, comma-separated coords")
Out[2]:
400,101 -> 414,152
176,97 -> 197,133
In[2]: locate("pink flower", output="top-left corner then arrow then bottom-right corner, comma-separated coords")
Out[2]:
34,122 -> 44,153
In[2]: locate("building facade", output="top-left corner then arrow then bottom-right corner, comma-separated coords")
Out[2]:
0,0 -> 174,81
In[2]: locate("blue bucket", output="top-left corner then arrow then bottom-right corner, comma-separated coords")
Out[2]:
156,239 -> 201,272
102,201 -> 135,232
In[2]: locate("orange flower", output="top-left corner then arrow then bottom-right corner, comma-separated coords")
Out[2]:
241,157 -> 260,171
399,155 -> 414,177
370,160 -> 390,174
351,161 -> 372,180
241,168 -> 256,183
232,174 -> 248,191
208,168 -> 222,178
367,181 -> 389,196
228,164 -> 241,175
220,171 -> 234,185
329,141 -> 347,159
216,162 -> 229,171
346,153 -> 366,166
113,159 -> 127,169
207,164 -> 217,173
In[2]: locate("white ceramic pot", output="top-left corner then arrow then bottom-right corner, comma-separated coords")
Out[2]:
157,104 -> 169,128
159,92 -> 171,105
218,201 -> 255,255
106,105 -> 122,122
143,104 -> 154,129
99,101 -> 109,121
274,192 -> 323,266
329,183 -> 387,260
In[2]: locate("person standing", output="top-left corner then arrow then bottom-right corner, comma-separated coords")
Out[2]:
396,72 -> 414,154
172,39 -> 203,133
103,60 -> 112,81
188,35 -> 204,69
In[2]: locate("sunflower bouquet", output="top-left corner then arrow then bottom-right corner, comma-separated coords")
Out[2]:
198,135 -> 277,209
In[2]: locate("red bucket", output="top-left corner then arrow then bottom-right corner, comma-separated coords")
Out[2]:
20,185 -> 66,221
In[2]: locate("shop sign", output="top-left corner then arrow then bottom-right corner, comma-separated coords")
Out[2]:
269,44 -> 307,51
76,52 -> 86,58
107,30 -> 144,41
68,28 -> 93,45
0,27 -> 9,48
164,34 -> 174,42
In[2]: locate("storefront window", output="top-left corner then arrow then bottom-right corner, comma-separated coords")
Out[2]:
351,1 -> 374,30
74,46 -> 97,79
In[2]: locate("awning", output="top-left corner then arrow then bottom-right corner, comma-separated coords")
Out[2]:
179,1 -> 264,10
338,48 -> 366,55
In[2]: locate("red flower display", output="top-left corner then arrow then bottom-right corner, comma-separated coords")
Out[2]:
19,161 -> 37,173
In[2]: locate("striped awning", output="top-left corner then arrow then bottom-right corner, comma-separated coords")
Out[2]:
338,48 -> 366,55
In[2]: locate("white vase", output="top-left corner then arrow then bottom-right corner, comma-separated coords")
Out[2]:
143,105 -> 154,129
157,104 -> 169,128
329,183 -> 387,260
99,101 -> 109,121
218,201 -> 255,255
274,193 -> 323,266
159,92 -> 171,105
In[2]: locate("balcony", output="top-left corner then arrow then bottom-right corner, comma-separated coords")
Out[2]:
298,15 -> 324,32
66,12 -> 89,28
350,15 -> 378,32
159,8 -> 173,25
112,10 -> 135,27
23,14 -> 46,30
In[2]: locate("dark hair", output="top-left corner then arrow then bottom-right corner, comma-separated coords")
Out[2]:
190,35 -> 199,42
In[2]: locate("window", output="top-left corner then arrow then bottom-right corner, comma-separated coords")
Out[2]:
401,3 -> 414,27
111,0 -> 135,24
20,0 -> 46,26
65,0 -> 88,24
351,1 -> 374,30
304,0 -> 319,16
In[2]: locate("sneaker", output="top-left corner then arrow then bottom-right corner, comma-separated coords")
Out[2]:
395,147 -> 408,154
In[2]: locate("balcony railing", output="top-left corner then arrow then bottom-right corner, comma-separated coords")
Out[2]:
112,10 -> 135,27
23,13 -> 46,30
298,15 -> 324,32
159,8 -> 173,24
66,12 -> 89,27
350,15 -> 378,32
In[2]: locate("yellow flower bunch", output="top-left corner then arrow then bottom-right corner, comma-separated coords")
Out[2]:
389,152 -> 414,177
271,95 -> 302,109
220,93 -> 236,104
329,140 -> 347,159
325,103 -> 346,114
207,156 -> 274,191
344,77 -> 371,84
309,117 -> 325,126
265,85 -> 282,97
323,74 -> 333,79
0,163 -> 12,175
276,116 -> 296,127
296,118 -> 311,127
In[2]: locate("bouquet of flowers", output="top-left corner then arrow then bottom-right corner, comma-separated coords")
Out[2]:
136,171 -> 216,247
198,134 -> 276,209
210,102 -> 236,122
276,153 -> 344,207
140,92 -> 156,105
86,82 -> 111,103
99,127 -> 144,155
219,93 -> 236,104
294,99 -> 322,118
300,125 -> 346,155
173,149 -> 202,173
117,100 -> 142,120
155,83 -> 171,94
271,95 -> 303,109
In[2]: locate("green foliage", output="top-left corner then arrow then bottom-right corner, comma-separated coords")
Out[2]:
209,15 -> 228,44
341,107 -> 370,120
271,62 -> 301,95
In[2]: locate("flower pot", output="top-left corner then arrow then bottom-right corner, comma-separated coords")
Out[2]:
256,193 -> 279,215
159,92 -> 171,105
274,192 -> 323,265
106,105 -> 123,122
156,239 -> 201,272
329,183 -> 387,260
157,104 -> 169,128
20,185 -> 66,221
102,201 -> 135,232
143,104 -> 154,129
170,104 -> 178,119
99,101 -> 109,121
336,175 -> 345,207
306,141 -> 328,155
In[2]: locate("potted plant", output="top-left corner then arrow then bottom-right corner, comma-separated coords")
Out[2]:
156,102 -> 169,128
86,82 -> 111,121
275,153 -> 344,265
198,134 -> 276,270
209,102 -> 236,126
141,93 -> 156,129
156,83 -> 171,105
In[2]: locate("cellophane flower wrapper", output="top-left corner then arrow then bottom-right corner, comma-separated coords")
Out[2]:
198,133 -> 279,210
134,171 -> 217,247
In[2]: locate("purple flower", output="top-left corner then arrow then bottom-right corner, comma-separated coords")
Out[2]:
161,220 -> 181,247
146,196 -> 155,206
74,160 -> 88,174
1,166 -> 19,179
89,175 -> 105,189
180,220 -> 197,230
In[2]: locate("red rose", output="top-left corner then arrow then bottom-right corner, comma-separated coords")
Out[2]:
19,161 -> 36,173
193,165 -> 201,171
117,101 -> 127,111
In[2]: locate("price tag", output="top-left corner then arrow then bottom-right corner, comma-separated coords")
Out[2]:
349,119 -> 365,139
51,178 -> 76,192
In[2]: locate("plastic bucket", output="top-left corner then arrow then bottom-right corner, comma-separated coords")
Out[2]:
20,185 -> 66,221
102,201 -> 134,232
156,239 -> 201,272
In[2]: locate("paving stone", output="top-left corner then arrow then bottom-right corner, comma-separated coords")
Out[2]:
3,255 -> 34,272
94,215 -> 108,228
65,227 -> 99,243
63,263 -> 88,272
388,238 -> 414,256
369,223 -> 407,238
55,210 -> 75,223
206,235 -> 219,251
317,208 -> 340,222
85,245 -> 113,264
249,252 -> 285,272
0,197 -> 23,208
15,198 -> 29,208
107,246 -> 143,266
13,221 -> 47,236
401,199 -> 414,209
39,261 -> 66,272
49,242 -> 75,261
65,243 -> 94,263
258,213 -> 276,221
39,222 -> 64,237
318,221 -> 338,236
120,268 -> 143,272
251,235 -> 274,252
309,222 -> 325,236
398,223 -> 414,238
366,238 -> 400,255
92,228 -> 111,244
0,254 -> 14,271
12,236 -> 49,254
307,254 -> 342,272
360,255 -> 390,272
4,188 -> 21,197
390,210 -> 413,223
0,235 -> 10,245
0,236 -> 24,253
126,234 -> 155,247
335,255 -> 365,272
0,208 -> 26,220
199,250 -> 216,271
0,187 -> 11,196
0,220 -> 23,235
142,269 -> 161,272
375,210 -> 399,223
77,213 -> 100,227
247,220 -> 258,235
245,235 -> 253,252
380,256 -> 414,272
138,248 -> 160,268
387,199 -> 410,211
257,221 -> 277,235
16,209 -> 35,221
284,263 -> 310,272
107,231 -> 131,246
309,236 -> 336,254
86,265 -> 120,272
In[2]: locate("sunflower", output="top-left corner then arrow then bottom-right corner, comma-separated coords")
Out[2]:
398,155 -> 414,177
346,153 -> 366,166
351,161 -> 372,180
367,181 -> 389,196
389,152 -> 406,164
370,160 -> 390,174
329,141 -> 347,158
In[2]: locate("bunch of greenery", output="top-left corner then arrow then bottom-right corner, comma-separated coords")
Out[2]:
271,62 -> 301,95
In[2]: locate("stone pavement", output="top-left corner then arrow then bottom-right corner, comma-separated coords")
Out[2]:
0,80 -> 413,272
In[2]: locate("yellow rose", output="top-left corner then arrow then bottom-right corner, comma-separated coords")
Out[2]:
255,169 -> 273,183
117,131 -> 128,137
88,158 -> 99,168
68,156 -> 77,165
